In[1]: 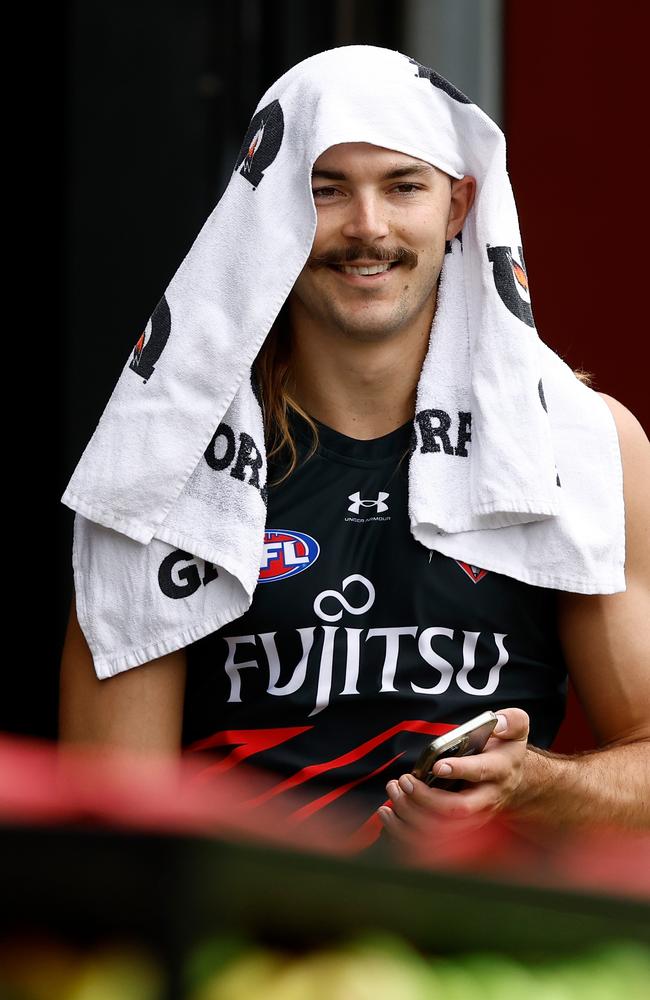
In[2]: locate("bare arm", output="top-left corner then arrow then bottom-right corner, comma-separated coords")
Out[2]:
59,591 -> 187,753
379,393 -> 650,840
509,393 -> 650,827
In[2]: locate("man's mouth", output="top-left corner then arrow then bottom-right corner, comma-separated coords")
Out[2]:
310,247 -> 417,272
330,261 -> 399,275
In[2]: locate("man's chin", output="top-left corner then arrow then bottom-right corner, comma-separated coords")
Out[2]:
328,312 -> 409,342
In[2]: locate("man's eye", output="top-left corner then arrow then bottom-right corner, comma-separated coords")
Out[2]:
393,183 -> 420,194
312,187 -> 340,199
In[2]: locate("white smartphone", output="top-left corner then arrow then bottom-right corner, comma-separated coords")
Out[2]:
412,710 -> 499,791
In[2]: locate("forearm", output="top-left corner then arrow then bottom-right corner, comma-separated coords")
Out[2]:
509,739 -> 650,828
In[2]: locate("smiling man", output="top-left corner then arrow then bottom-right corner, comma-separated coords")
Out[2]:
60,46 -> 650,851
288,144 -> 475,441
292,145 -> 472,343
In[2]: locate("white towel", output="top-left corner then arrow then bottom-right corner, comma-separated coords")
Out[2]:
61,45 -> 625,679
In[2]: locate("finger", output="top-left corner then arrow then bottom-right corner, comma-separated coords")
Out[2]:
381,784 -> 499,838
378,811 -> 490,858
385,777 -> 445,830
378,796 -> 485,845
386,779 -> 424,826
377,803 -> 418,845
391,773 -> 490,823
431,741 -> 525,785
492,707 -> 530,743
385,779 -> 408,811
387,780 -> 446,832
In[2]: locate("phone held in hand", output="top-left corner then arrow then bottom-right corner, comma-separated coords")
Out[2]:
412,710 -> 499,791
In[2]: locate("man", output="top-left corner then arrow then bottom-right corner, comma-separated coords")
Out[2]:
60,47 -> 650,848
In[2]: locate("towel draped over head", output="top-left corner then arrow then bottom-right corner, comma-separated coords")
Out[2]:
61,45 -> 625,679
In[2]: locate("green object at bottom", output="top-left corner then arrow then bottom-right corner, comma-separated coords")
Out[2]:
185,934 -> 650,1000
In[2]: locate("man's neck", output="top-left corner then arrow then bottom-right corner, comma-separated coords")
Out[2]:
286,301 -> 434,440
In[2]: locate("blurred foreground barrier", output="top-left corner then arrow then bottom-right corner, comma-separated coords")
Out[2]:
1,733 -> 649,892
1,734 -> 648,1000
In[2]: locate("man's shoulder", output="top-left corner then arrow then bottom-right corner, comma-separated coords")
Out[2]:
596,392 -> 648,445
596,392 -> 649,492
596,392 -> 649,569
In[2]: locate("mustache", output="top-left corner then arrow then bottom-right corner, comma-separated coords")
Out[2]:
308,245 -> 418,270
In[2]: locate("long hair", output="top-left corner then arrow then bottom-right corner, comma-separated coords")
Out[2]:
253,305 -> 594,488
253,302 -> 320,487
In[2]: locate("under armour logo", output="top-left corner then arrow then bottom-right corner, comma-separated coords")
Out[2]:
348,491 -> 389,514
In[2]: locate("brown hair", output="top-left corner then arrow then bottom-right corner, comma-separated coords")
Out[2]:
253,303 -> 320,488
573,368 -> 594,386
254,308 -> 594,487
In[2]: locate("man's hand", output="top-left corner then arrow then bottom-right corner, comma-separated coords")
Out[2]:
377,708 -> 530,846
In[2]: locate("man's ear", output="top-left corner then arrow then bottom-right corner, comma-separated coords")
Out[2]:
446,175 -> 476,241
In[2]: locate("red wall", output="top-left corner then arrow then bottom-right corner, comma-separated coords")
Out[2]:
504,4 -> 647,753
504,4 -> 647,430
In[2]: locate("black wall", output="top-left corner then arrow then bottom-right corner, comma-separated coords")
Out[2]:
8,1 -> 405,739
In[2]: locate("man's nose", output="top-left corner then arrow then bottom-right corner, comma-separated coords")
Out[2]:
340,193 -> 390,242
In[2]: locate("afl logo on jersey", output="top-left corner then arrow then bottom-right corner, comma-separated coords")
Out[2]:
258,529 -> 320,583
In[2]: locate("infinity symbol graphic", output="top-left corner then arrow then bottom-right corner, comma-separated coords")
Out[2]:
313,574 -> 376,623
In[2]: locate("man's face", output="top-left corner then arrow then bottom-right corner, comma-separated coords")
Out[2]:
289,142 -> 472,343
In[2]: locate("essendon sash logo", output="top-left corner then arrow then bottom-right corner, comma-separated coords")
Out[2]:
456,560 -> 488,584
235,99 -> 284,189
487,245 -> 534,327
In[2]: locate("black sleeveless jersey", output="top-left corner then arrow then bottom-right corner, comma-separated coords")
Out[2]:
181,409 -> 568,842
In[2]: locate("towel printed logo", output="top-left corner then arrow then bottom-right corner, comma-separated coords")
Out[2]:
415,409 -> 471,457
129,294 -> 172,382
486,245 -> 534,328
158,550 -> 219,599
445,231 -> 463,256
408,57 -> 472,104
235,99 -> 284,189
204,422 -> 268,504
